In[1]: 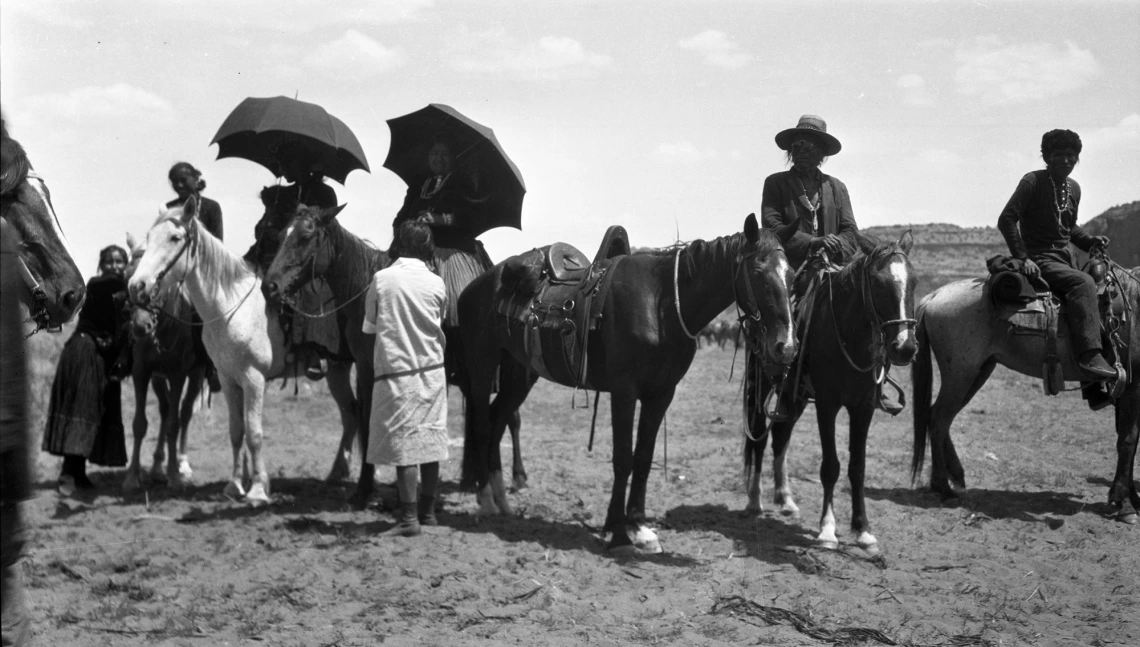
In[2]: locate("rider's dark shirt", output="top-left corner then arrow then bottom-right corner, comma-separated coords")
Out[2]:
166,196 -> 223,240
760,169 -> 858,269
997,170 -> 1093,259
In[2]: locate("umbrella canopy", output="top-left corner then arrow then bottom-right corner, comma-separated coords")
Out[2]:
211,96 -> 370,184
384,104 -> 525,235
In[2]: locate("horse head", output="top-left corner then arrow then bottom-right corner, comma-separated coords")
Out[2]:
263,202 -> 345,304
128,195 -> 200,308
0,119 -> 86,329
737,213 -> 796,372
855,230 -> 917,366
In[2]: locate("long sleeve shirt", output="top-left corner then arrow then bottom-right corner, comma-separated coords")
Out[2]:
760,169 -> 858,269
997,170 -> 1093,259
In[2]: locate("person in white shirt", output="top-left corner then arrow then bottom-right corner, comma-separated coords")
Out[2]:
363,220 -> 449,537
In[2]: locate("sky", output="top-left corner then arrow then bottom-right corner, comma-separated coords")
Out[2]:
3,0 -> 1138,279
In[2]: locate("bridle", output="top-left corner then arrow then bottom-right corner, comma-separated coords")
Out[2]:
734,246 -> 793,373
827,248 -> 917,377
2,170 -> 68,335
271,214 -> 371,319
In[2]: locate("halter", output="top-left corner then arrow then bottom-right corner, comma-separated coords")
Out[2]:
270,214 -> 373,319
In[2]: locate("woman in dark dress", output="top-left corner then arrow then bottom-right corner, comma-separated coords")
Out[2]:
165,162 -> 223,239
42,245 -> 131,493
393,138 -> 493,318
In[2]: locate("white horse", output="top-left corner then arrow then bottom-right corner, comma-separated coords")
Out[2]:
128,196 -> 288,506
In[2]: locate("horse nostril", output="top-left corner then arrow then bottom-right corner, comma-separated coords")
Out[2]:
60,289 -> 79,312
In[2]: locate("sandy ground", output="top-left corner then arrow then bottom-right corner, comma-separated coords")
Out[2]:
15,347 -> 1139,646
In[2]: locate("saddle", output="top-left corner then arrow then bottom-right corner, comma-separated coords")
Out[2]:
985,255 -> 1122,396
496,226 -> 631,387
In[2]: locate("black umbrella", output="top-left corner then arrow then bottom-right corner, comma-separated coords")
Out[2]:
211,96 -> 370,184
384,104 -> 525,235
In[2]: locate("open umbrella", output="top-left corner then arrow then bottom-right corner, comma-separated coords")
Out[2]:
211,96 -> 370,184
384,104 -> 525,235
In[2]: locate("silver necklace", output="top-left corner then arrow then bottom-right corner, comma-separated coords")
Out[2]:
1048,174 -> 1071,223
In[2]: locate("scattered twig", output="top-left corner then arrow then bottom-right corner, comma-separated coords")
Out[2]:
874,585 -> 901,604
55,562 -> 88,581
79,625 -> 166,636
921,564 -> 967,572
511,586 -> 543,602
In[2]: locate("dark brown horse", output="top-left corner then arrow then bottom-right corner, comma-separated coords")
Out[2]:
744,232 -> 918,556
913,256 -> 1140,524
120,237 -> 206,492
262,203 -> 526,508
0,117 -> 85,329
460,215 -> 795,552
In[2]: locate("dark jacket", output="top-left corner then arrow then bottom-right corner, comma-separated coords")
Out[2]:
393,171 -> 488,251
997,170 -> 1093,259
760,170 -> 858,269
166,195 -> 224,240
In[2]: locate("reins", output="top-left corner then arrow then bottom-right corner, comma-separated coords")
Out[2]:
4,170 -> 69,335
826,249 -> 917,378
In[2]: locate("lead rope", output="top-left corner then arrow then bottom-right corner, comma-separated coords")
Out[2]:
673,247 -> 700,340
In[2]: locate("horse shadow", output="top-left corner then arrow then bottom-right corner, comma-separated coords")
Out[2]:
863,485 -> 1112,524
664,503 -> 834,571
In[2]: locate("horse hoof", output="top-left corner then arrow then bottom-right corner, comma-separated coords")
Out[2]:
511,476 -> 529,492
150,466 -> 168,485
177,457 -> 193,481
629,526 -> 662,554
245,483 -> 271,507
1116,509 -> 1139,525
744,504 -> 763,518
779,503 -> 801,519
817,537 -> 839,550
223,481 -> 246,500
857,535 -> 880,556
122,474 -> 141,493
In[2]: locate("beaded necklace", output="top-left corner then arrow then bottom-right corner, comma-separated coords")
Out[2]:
420,173 -> 451,200
1048,174 -> 1072,224
794,175 -> 821,228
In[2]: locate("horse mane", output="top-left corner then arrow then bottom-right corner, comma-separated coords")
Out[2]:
0,118 -> 31,196
834,232 -> 899,285
156,208 -> 255,296
311,209 -> 390,285
673,227 -> 783,280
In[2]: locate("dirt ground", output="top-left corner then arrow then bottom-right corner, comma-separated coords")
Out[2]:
16,343 -> 1139,646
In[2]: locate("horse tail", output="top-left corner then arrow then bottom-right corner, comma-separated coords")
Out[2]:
911,312 -> 933,486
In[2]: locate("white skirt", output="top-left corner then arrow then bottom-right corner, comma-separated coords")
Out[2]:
367,365 -> 449,467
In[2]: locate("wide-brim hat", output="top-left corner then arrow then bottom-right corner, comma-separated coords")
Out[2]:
775,114 -> 842,156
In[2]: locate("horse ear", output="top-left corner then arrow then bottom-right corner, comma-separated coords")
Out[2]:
181,194 -> 199,224
126,232 -> 138,252
744,213 -> 759,243
897,229 -> 914,255
318,203 -> 347,224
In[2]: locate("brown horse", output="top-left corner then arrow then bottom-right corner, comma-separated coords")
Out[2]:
744,232 -> 918,556
262,203 -> 526,509
459,215 -> 795,552
121,237 -> 206,492
0,117 -> 85,329
912,256 -> 1140,524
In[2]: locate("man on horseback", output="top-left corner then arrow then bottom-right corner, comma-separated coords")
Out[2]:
759,115 -> 871,419
996,129 -> 1114,393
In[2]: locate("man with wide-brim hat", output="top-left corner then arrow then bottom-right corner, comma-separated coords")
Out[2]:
761,114 -> 858,270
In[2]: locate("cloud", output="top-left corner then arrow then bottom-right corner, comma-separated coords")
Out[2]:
897,74 -> 934,107
678,30 -> 751,69
1082,113 -> 1140,150
20,83 -> 175,126
954,37 -> 1101,104
653,141 -> 717,163
444,29 -> 611,79
304,30 -> 405,79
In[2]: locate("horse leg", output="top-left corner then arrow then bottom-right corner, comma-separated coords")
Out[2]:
1110,382 -> 1140,524
149,377 -> 171,484
623,390 -> 674,554
847,403 -> 879,555
771,416 -> 801,517
175,368 -> 204,485
816,400 -> 842,550
324,360 -> 358,484
604,393 -> 638,551
929,357 -> 995,499
484,366 -> 537,515
221,377 -> 247,500
241,372 -> 271,506
743,354 -> 768,515
508,410 -> 527,491
348,361 -> 375,510
163,375 -> 187,491
123,363 -> 151,493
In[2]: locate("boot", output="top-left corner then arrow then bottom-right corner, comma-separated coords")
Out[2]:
62,455 -> 94,490
1078,350 -> 1116,380
418,462 -> 440,526
1082,382 -> 1113,412
379,499 -> 421,537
